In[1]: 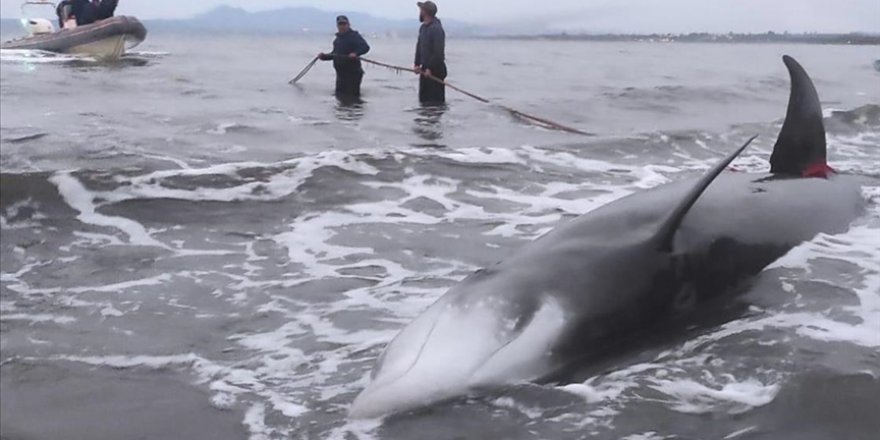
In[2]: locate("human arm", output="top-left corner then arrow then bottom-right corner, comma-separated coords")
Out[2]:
426,26 -> 445,68
414,36 -> 422,72
353,32 -> 370,56
318,38 -> 336,61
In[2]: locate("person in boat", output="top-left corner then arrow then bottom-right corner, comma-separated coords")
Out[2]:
317,15 -> 371,99
66,0 -> 97,26
57,1 -> 71,28
414,1 -> 447,104
59,0 -> 119,28
96,0 -> 119,21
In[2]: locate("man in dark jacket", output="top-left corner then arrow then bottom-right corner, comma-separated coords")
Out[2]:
68,0 -> 98,26
65,0 -> 117,26
318,16 -> 371,99
413,1 -> 446,104
96,0 -> 119,20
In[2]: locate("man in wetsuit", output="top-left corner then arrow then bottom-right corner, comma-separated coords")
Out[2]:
413,1 -> 447,104
318,15 -> 371,99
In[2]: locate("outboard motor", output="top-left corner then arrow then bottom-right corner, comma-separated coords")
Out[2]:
24,18 -> 55,36
18,1 -> 59,35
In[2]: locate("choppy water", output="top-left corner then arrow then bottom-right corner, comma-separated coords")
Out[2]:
1,32 -> 879,440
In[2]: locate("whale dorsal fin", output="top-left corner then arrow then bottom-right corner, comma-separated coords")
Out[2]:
770,55 -> 830,177
654,135 -> 758,252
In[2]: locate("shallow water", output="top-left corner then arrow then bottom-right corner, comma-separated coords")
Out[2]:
1,32 -> 879,440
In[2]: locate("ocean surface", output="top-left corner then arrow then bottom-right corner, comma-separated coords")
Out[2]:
1,31 -> 879,440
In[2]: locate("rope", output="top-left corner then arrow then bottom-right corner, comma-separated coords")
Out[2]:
328,54 -> 592,136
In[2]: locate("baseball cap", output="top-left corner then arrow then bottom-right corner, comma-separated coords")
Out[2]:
417,1 -> 438,16
336,15 -> 349,24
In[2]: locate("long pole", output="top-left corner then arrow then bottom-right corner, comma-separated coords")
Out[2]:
356,56 -> 592,136
289,56 -> 319,85
299,54 -> 592,136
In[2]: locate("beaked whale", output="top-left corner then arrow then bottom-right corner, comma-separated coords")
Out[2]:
349,56 -> 866,419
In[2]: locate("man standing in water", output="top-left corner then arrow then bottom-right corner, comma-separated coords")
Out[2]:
414,1 -> 447,104
318,16 -> 371,99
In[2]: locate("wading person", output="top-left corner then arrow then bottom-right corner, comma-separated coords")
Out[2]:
318,15 -> 371,99
414,1 -> 446,104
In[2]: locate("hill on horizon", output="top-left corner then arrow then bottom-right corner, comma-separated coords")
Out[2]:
0,5 -> 489,36
148,5 -> 486,36
3,7 -> 878,38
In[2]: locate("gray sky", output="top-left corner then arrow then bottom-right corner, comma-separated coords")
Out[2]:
3,0 -> 878,32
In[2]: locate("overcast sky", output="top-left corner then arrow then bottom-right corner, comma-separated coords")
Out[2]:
4,0 -> 878,33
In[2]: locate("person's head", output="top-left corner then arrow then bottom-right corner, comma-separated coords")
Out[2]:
418,1 -> 438,23
336,15 -> 351,32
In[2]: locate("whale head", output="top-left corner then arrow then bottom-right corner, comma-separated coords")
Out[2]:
349,271 -> 569,419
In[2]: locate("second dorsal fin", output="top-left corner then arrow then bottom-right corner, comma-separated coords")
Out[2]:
654,135 -> 758,252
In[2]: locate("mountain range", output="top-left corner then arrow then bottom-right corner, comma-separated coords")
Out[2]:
1,5 -> 489,36
3,6 -> 877,40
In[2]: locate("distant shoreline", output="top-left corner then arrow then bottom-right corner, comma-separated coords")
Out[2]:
491,32 -> 880,45
1,17 -> 877,45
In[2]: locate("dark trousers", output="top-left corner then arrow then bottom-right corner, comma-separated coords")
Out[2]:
419,63 -> 447,104
335,69 -> 363,98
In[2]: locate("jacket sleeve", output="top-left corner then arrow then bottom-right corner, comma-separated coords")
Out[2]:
319,37 -> 337,60
354,33 -> 370,56
414,37 -> 421,66
427,27 -> 445,68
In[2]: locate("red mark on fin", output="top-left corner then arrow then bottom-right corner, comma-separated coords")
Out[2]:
802,162 -> 835,178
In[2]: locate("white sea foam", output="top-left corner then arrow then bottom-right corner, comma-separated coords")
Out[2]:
5,129 -> 877,440
99,306 -> 125,318
68,274 -> 172,294
50,172 -> 167,248
2,313 -> 76,324
126,51 -> 170,57
724,426 -> 759,439
491,396 -> 545,419
93,151 -> 380,204
648,377 -> 780,414
0,198 -> 46,229
0,48 -> 93,64
620,433 -> 666,440
243,404 -> 272,440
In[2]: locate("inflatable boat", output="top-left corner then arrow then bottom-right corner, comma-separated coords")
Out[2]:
1,2 -> 146,59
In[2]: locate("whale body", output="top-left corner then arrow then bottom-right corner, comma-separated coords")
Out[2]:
349,56 -> 866,419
